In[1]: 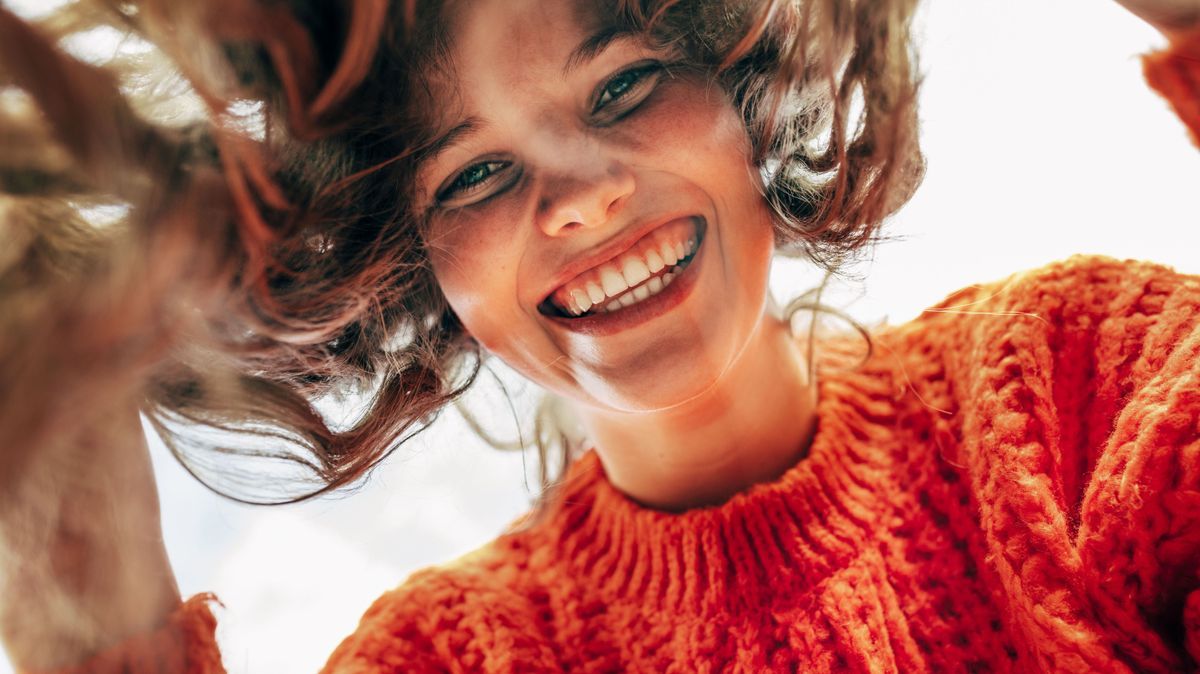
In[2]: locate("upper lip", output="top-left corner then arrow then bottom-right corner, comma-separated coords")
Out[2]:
537,213 -> 699,306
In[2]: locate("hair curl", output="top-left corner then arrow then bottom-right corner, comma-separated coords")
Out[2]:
0,0 -> 923,507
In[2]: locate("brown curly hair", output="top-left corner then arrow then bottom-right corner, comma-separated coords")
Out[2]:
0,0 -> 923,506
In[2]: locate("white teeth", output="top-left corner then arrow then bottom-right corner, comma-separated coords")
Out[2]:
600,265 -> 628,296
586,282 -> 605,304
555,227 -> 702,317
570,288 -> 592,314
621,257 -> 651,287
645,249 -> 665,274
590,265 -> 686,315
659,241 -> 678,266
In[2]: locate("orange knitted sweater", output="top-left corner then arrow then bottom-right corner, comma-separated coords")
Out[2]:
43,28 -> 1200,674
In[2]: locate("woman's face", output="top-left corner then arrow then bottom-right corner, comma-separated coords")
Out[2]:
418,0 -> 778,412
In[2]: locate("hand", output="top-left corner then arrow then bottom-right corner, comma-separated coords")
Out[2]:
0,396 -> 181,671
1115,0 -> 1200,37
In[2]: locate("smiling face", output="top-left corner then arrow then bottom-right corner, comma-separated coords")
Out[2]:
418,0 -> 779,413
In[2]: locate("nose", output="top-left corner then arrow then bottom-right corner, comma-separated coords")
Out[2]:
534,156 -> 635,237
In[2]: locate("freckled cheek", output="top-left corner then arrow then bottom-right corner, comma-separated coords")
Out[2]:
427,210 -> 529,332
631,84 -> 755,188
433,265 -> 525,360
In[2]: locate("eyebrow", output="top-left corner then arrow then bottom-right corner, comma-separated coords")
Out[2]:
562,25 -> 635,77
418,116 -> 484,173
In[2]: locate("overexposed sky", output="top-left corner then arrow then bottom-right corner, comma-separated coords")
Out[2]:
2,0 -> 1198,672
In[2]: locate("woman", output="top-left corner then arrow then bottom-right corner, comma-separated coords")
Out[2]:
0,0 -> 1197,671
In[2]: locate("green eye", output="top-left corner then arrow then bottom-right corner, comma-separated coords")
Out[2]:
439,160 -> 512,202
592,62 -> 664,115
604,72 -> 637,99
456,163 -> 496,189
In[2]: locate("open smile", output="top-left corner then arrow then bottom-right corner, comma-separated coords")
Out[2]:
538,217 -> 708,337
538,217 -> 705,319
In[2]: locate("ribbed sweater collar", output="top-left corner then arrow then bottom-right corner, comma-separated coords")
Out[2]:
533,355 -> 904,615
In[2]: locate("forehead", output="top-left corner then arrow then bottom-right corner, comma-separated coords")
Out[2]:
432,0 -> 610,107
448,0 -> 602,61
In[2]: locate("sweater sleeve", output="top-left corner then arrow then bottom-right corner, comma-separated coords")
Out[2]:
1070,259 -> 1200,668
1143,25 -> 1200,148
29,594 -> 226,674
921,256 -> 1200,672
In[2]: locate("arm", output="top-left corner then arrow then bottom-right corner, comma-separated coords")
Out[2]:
0,399 -> 457,674
1116,0 -> 1200,37
0,399 -> 223,673
1125,0 -> 1200,146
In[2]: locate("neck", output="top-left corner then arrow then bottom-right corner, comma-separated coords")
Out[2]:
574,302 -> 818,512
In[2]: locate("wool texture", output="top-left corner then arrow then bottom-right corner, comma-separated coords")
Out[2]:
311,254 -> 1200,674
37,27 -> 1200,674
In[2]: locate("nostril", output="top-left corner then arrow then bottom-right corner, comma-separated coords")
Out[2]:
606,194 -> 629,218
537,165 -> 634,235
539,204 -> 597,236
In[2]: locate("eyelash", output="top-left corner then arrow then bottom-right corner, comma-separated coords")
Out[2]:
591,61 -> 665,118
435,61 -> 666,205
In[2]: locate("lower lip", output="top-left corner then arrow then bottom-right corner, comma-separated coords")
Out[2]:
543,217 -> 707,337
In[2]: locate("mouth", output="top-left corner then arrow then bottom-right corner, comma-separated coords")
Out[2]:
537,216 -> 706,320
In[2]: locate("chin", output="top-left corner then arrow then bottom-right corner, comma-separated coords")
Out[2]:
573,336 -> 741,414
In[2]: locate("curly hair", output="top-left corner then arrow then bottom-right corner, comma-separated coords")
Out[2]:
0,0 -> 923,507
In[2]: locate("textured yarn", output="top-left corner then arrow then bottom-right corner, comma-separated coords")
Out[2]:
37,27 -> 1200,674
314,254 -> 1200,674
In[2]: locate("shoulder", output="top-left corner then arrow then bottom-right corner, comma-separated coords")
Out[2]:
886,254 -> 1200,424
320,533 -> 558,673
889,254 -> 1198,366
860,255 -> 1197,417
921,254 -> 1196,328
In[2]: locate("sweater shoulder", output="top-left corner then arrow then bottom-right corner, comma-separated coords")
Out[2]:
933,254 -> 1190,317
893,254 -> 1197,353
867,254 -> 1197,408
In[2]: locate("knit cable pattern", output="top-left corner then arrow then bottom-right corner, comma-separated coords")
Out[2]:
320,255 -> 1200,674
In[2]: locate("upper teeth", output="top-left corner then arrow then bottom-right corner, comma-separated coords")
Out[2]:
552,221 -> 698,317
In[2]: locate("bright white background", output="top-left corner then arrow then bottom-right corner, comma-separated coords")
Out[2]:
3,0 -> 1198,671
